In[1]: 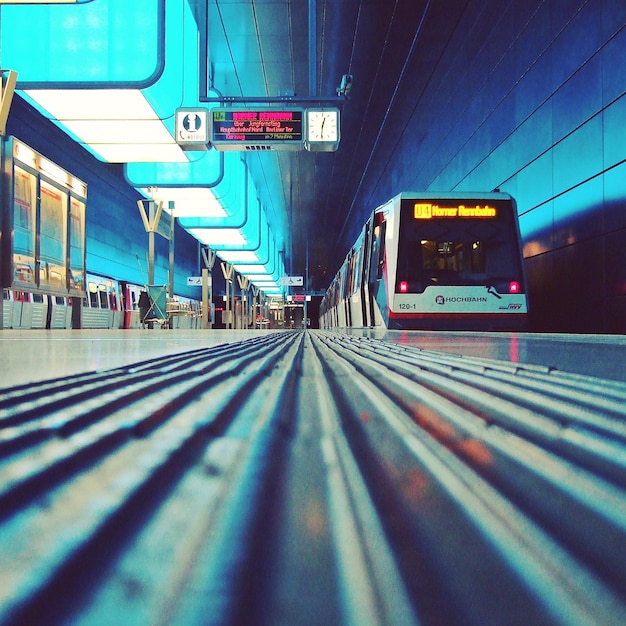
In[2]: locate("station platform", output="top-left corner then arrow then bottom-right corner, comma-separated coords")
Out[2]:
0,329 -> 272,388
1,328 -> 624,387
0,328 -> 625,625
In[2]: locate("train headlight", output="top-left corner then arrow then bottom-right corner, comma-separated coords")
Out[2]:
399,281 -> 409,293
509,281 -> 520,294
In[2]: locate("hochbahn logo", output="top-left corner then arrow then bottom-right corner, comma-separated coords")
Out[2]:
435,295 -> 489,305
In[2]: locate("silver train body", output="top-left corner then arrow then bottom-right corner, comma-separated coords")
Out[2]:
2,273 -> 201,330
320,192 -> 529,331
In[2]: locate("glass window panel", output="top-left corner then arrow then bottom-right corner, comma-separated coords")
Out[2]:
12,166 -> 37,286
69,198 -> 85,292
39,181 -> 67,290
99,286 -> 108,309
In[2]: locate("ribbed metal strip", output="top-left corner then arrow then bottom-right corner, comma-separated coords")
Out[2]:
0,331 -> 625,625
312,332 -> 626,623
0,333 -> 303,625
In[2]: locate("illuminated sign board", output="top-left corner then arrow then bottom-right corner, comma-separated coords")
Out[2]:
414,203 -> 497,219
175,108 -> 209,151
211,108 -> 303,151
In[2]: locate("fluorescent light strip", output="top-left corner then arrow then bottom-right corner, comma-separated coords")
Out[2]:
219,250 -> 261,263
23,88 -> 188,163
140,188 -> 227,218
89,144 -> 187,163
233,264 -> 271,274
24,89 -> 160,120
63,120 -> 175,144
188,228 -> 248,246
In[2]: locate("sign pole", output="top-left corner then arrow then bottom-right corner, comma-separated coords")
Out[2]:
168,201 -> 175,299
137,199 -> 164,286
237,275 -> 250,328
220,261 -> 234,329
201,268 -> 209,329
201,247 -> 216,329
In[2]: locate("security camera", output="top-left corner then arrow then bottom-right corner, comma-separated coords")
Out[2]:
336,73 -> 353,97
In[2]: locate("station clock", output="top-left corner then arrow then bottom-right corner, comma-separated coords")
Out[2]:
305,108 -> 340,152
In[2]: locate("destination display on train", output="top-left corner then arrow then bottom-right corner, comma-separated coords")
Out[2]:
413,202 -> 497,219
211,108 -> 304,150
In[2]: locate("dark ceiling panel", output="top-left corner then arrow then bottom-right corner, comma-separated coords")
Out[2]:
207,0 -> 464,289
255,2 -> 290,37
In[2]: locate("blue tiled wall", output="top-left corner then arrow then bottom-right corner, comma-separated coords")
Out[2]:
372,0 -> 626,331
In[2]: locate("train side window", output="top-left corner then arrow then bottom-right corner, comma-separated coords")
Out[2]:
362,222 -> 372,286
32,293 -> 44,303
369,220 -> 387,282
376,221 -> 387,280
55,296 -> 65,305
88,282 -> 99,308
107,281 -> 118,310
369,237 -> 379,284
352,246 -> 363,293
98,285 -> 108,309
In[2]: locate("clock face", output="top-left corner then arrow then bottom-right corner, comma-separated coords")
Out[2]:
307,109 -> 339,143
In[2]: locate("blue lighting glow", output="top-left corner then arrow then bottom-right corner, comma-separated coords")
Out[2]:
0,0 -> 164,87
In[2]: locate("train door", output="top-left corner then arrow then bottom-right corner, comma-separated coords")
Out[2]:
107,280 -> 121,328
346,230 -> 363,327
367,214 -> 387,327
67,297 -> 76,328
11,291 -> 25,328
83,277 -> 110,328
361,221 -> 372,326
31,293 -> 47,328
121,282 -> 141,329
335,273 -> 345,327
48,295 -> 68,328
344,257 -> 353,327
120,282 -> 129,329
10,292 -> 46,329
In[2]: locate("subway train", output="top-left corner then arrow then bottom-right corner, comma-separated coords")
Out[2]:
2,273 -> 201,330
320,192 -> 529,331
1,133 -> 205,331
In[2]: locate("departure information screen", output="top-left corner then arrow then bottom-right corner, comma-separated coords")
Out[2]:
413,202 -> 497,219
211,108 -> 303,150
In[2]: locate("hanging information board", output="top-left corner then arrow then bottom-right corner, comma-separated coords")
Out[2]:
210,108 -> 304,151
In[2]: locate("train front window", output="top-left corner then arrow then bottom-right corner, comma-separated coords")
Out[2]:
421,240 -> 485,278
469,241 -> 485,273
400,239 -> 489,289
